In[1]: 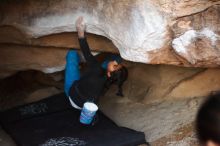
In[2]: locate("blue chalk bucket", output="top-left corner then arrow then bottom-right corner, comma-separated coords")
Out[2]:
80,102 -> 98,125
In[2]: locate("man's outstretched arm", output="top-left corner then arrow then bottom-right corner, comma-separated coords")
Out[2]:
76,17 -> 96,64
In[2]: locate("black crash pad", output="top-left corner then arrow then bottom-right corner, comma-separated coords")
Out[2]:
0,93 -> 146,146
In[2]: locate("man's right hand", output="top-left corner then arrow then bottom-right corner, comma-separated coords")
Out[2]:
76,16 -> 85,38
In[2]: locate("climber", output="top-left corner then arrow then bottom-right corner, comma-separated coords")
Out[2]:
196,92 -> 220,146
64,16 -> 128,110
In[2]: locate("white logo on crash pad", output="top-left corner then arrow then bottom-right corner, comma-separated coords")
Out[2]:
19,103 -> 48,116
40,137 -> 87,146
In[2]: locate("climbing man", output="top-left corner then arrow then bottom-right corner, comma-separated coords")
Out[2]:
64,16 -> 128,110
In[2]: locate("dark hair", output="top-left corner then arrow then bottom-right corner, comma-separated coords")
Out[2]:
196,92 -> 220,145
105,66 -> 128,96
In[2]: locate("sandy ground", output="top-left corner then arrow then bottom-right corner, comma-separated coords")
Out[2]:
100,86 -> 204,145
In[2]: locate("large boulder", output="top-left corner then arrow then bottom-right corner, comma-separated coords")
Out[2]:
0,0 -> 219,76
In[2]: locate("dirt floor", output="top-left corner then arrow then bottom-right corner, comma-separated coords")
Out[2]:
152,123 -> 198,146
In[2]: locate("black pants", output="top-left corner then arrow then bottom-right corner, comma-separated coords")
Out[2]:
69,82 -> 97,108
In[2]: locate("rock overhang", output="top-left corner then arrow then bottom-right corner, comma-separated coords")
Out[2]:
0,0 -> 220,77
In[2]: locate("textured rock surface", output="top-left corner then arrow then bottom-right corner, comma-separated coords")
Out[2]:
172,5 -> 220,67
0,0 -> 169,63
0,44 -> 67,78
121,62 -> 220,104
100,63 -> 220,144
0,32 -> 118,78
0,0 -> 219,75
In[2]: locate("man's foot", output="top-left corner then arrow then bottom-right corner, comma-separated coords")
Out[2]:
76,16 -> 86,38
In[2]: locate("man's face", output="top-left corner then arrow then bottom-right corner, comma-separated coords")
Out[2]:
107,61 -> 121,72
